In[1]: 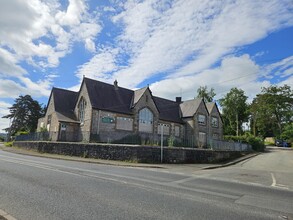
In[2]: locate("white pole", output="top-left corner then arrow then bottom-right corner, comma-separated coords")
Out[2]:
161,124 -> 163,163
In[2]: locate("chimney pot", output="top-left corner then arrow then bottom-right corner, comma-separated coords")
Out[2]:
176,97 -> 182,103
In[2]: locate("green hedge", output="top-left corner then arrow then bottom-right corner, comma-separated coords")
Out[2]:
224,135 -> 265,152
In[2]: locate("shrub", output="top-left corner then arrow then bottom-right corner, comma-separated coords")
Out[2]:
224,135 -> 265,152
4,141 -> 13,147
246,136 -> 265,152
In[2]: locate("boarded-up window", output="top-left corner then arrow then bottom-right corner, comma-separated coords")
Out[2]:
198,114 -> 206,125
116,117 -> 133,131
79,98 -> 86,123
199,132 -> 206,143
212,133 -> 219,140
175,126 -> 180,137
211,117 -> 218,127
158,123 -> 170,135
139,108 -> 153,133
47,115 -> 52,124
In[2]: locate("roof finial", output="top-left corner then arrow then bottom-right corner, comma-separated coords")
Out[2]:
114,79 -> 118,90
83,74 -> 85,78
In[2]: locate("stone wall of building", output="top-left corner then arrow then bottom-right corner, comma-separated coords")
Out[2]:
193,101 -> 209,147
74,83 -> 92,142
132,88 -> 160,134
208,106 -> 223,141
13,141 -> 245,164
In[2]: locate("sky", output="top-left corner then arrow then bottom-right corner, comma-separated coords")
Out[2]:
0,0 -> 293,132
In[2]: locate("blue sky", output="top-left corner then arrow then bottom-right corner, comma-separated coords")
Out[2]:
0,0 -> 293,131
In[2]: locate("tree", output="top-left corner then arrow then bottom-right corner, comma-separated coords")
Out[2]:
281,123 -> 293,143
219,88 -> 249,136
2,95 -> 45,137
250,85 -> 293,137
196,86 -> 216,102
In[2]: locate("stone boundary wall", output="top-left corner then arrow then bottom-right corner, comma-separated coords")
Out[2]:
13,141 -> 245,164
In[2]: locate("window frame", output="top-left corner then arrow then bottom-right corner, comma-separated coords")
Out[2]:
138,108 -> 154,133
211,116 -> 219,128
198,114 -> 206,125
78,98 -> 86,124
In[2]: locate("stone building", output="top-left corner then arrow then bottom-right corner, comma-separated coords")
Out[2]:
37,77 -> 223,147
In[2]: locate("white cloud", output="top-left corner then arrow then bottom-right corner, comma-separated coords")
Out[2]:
150,54 -> 268,102
0,48 -> 27,78
0,101 -> 11,132
0,0 -> 102,102
0,0 -> 101,70
104,0 -> 293,88
76,48 -> 119,82
55,0 -> 86,26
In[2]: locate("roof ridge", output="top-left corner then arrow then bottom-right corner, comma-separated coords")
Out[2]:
53,87 -> 77,93
84,77 -> 134,92
153,96 -> 177,104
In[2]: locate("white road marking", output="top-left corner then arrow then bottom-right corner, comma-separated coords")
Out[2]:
271,173 -> 277,187
0,154 -> 240,200
271,172 -> 289,190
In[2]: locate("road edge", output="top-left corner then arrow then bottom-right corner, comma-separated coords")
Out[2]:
0,209 -> 17,220
203,152 -> 261,169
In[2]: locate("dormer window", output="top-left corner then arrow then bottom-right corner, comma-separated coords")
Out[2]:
79,98 -> 86,124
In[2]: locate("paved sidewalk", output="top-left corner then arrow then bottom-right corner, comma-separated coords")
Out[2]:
0,144 -> 259,171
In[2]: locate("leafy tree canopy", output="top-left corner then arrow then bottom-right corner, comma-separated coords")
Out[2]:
219,88 -> 249,136
250,85 -> 293,137
2,95 -> 46,136
196,86 -> 216,102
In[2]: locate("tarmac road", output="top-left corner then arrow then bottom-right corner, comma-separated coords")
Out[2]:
0,146 -> 292,220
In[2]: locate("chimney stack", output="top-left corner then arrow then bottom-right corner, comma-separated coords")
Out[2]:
176,97 -> 182,103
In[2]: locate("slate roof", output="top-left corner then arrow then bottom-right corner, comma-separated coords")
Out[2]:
180,98 -> 203,117
153,97 -> 183,123
83,78 -> 184,122
51,78 -> 214,124
52,87 -> 78,122
84,78 -> 133,114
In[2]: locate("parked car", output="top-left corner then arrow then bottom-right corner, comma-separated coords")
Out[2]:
275,139 -> 291,147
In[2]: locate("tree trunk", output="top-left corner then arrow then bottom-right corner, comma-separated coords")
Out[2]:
236,113 -> 239,136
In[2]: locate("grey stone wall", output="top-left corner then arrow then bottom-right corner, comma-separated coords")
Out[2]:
132,88 -> 160,134
37,94 -> 59,141
13,141 -> 244,164
194,100 -> 209,146
74,82 -> 92,142
208,105 -> 223,141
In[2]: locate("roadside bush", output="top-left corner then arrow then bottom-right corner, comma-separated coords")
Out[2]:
15,131 -> 29,136
4,141 -> 13,147
224,135 -> 265,152
246,136 -> 265,152
280,123 -> 293,144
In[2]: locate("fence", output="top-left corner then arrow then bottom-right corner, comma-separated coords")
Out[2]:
209,139 -> 252,151
14,131 -> 252,152
15,132 -> 50,141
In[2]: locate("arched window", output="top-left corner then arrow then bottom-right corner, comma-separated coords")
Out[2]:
79,98 -> 86,124
139,108 -> 153,133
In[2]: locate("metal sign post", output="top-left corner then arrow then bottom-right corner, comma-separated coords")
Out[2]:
161,124 -> 163,163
